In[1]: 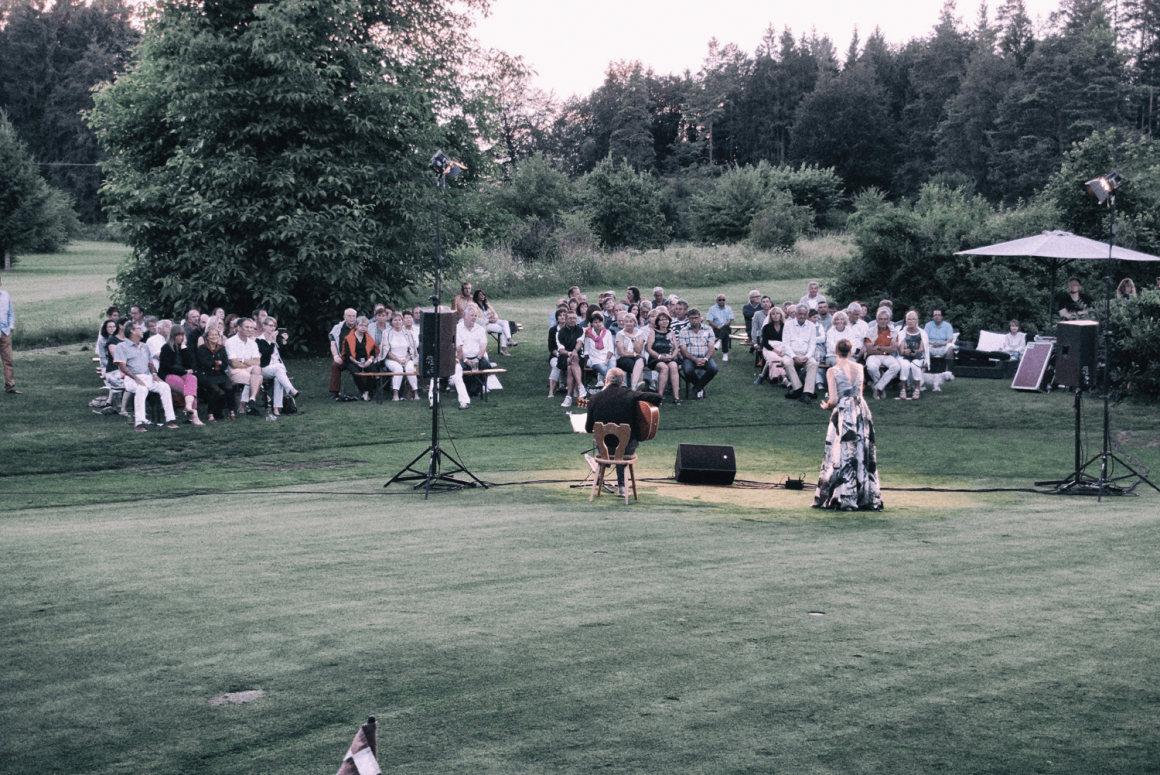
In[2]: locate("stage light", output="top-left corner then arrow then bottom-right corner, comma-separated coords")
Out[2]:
1084,169 -> 1123,205
428,150 -> 466,179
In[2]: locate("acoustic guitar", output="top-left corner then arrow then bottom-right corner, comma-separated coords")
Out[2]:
635,400 -> 660,441
575,397 -> 660,441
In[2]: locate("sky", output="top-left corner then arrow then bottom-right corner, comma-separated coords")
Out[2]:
471,0 -> 1064,99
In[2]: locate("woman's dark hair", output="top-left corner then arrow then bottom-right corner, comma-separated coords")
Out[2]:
627,286 -> 641,304
472,289 -> 488,307
654,310 -> 671,329
167,325 -> 185,349
836,338 -> 852,357
589,311 -> 604,324
100,319 -> 118,338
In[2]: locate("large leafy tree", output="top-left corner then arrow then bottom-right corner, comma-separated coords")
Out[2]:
89,0 -> 490,343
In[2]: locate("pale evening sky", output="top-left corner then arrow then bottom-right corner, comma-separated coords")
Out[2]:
472,0 -> 1065,99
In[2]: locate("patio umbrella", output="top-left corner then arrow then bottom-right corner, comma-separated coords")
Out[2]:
955,230 -> 1160,325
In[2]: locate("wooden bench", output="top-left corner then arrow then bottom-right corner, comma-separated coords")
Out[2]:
356,368 -> 507,402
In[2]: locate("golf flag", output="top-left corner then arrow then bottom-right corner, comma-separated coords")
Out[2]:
336,717 -> 380,775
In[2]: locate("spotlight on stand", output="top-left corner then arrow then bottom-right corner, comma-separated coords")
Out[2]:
1084,169 -> 1122,205
428,150 -> 467,186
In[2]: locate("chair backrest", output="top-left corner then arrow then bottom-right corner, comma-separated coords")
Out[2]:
592,422 -> 632,461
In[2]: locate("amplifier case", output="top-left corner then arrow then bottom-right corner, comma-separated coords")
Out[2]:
674,443 -> 737,485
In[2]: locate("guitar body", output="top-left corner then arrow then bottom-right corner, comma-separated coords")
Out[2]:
636,400 -> 660,441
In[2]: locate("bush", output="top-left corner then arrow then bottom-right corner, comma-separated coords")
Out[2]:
1108,289 -> 1160,402
691,161 -> 844,244
829,183 -> 1062,340
581,159 -> 670,249
749,193 -> 813,250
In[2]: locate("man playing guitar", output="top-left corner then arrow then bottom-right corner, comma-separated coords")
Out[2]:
584,367 -> 662,498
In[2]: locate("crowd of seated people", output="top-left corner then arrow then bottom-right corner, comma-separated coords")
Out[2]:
93,303 -> 303,429
546,285 -> 741,405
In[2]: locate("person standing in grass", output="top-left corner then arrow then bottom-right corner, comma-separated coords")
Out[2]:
814,338 -> 882,511
0,274 -> 19,394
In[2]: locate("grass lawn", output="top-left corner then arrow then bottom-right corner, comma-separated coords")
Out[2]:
2,241 -> 129,349
3,251 -> 1160,773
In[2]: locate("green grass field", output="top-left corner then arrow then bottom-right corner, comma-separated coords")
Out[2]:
3,249 -> 1160,773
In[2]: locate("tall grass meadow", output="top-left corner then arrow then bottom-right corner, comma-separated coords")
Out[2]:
451,234 -> 852,300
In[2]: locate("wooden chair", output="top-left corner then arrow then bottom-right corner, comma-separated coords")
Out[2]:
589,422 -> 638,505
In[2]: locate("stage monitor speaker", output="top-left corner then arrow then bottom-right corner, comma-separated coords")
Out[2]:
420,311 -> 456,378
674,443 -> 736,485
1055,320 -> 1098,389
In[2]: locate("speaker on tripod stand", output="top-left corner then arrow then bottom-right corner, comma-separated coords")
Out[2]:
1054,320 -> 1098,390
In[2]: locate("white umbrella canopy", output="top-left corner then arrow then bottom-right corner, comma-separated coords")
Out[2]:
955,230 -> 1160,326
955,230 -> 1160,262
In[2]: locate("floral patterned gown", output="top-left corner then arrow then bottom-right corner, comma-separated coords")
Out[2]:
812,366 -> 884,511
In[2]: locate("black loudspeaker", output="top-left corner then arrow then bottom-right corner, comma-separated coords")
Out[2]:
420,311 -> 456,378
1055,320 -> 1099,389
674,443 -> 736,485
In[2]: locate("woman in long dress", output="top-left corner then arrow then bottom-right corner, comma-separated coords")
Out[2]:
813,337 -> 883,511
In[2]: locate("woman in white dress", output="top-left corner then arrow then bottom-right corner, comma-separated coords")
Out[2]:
383,312 -> 419,401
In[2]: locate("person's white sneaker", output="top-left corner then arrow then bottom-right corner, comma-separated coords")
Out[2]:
722,353 -> 729,362
579,385 -> 588,397
562,395 -> 573,407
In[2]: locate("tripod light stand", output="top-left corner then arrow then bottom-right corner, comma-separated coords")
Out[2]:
383,151 -> 486,498
1049,169 -> 1158,498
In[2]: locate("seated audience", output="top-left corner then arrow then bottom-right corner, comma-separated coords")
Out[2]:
758,307 -> 788,385
1000,319 -> 1027,361
328,308 -> 358,399
677,308 -> 718,399
742,290 -> 762,336
115,321 -> 178,432
824,311 -> 854,366
97,318 -> 125,389
706,294 -> 735,362
547,308 -> 566,397
864,308 -> 902,400
583,312 -> 616,386
800,281 -> 826,310
369,306 -> 391,356
557,310 -> 586,407
257,317 -> 300,414
197,328 -> 236,421
782,304 -> 821,403
896,311 -> 929,400
453,303 -> 492,408
615,312 -> 649,390
750,296 -> 773,343
923,309 -> 954,370
382,312 -> 419,401
159,326 -> 205,425
474,288 -> 518,356
647,310 -> 681,405
227,318 -> 265,414
341,315 -> 379,401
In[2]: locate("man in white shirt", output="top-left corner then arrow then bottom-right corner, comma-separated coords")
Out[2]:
226,318 -> 264,415
146,319 -> 171,363
452,303 -> 490,409
799,281 -> 826,310
782,305 -> 821,403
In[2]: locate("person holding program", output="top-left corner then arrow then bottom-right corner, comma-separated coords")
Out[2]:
813,337 -> 883,511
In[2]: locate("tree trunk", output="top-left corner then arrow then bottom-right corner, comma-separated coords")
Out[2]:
3,250 -> 10,271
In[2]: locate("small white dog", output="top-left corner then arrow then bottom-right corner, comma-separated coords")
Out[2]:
920,371 -> 955,392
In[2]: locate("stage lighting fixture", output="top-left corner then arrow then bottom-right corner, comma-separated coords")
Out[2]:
1084,169 -> 1122,205
428,150 -> 466,179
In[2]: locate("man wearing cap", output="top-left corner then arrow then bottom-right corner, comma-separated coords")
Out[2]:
741,290 -> 761,337
705,294 -> 735,363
